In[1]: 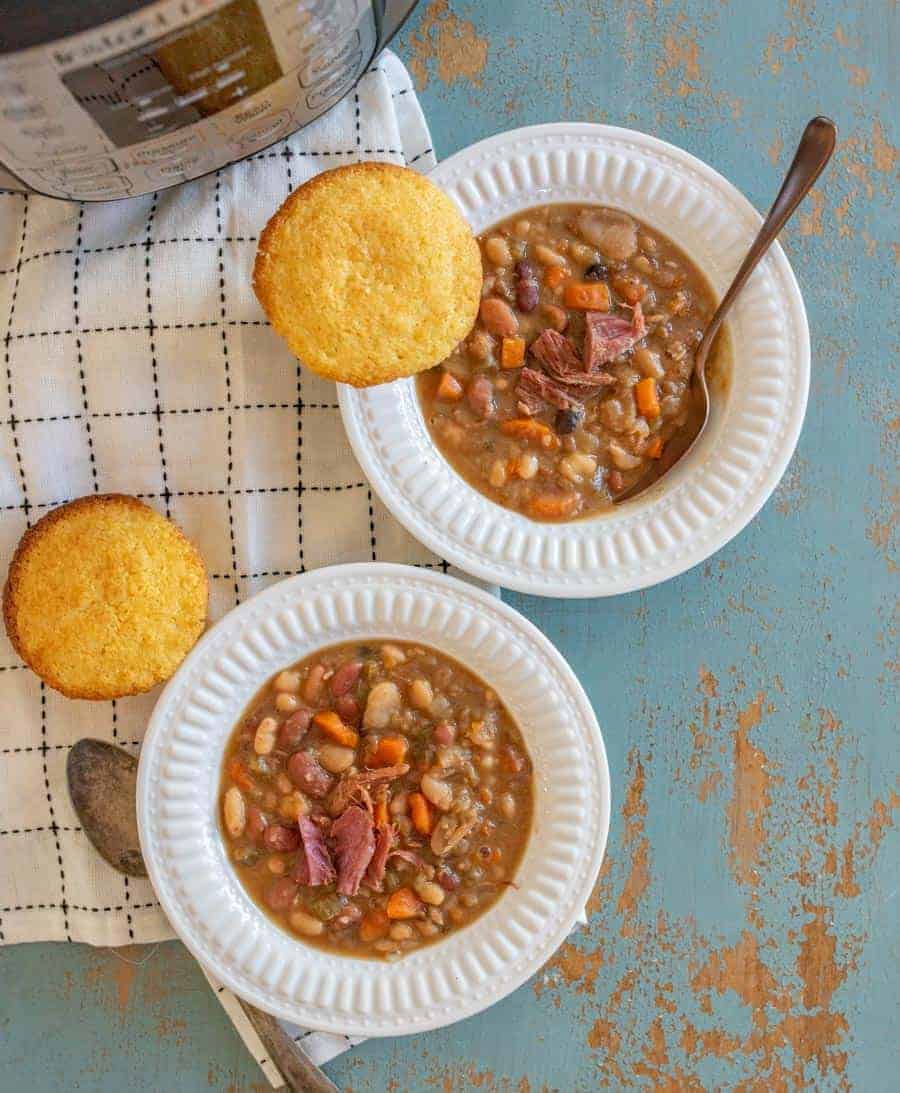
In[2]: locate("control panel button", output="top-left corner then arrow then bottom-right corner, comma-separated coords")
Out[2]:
299,30 -> 361,88
130,131 -> 207,165
304,53 -> 362,112
236,109 -> 292,150
62,175 -> 133,199
51,156 -> 118,181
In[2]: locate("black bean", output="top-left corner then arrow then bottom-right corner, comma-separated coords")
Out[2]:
554,405 -> 585,434
585,262 -> 608,281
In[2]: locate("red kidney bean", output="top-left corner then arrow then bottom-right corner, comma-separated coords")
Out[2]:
335,694 -> 361,725
432,721 -> 456,746
287,751 -> 334,799
278,709 -> 312,750
302,663 -> 326,703
515,260 -> 540,313
330,660 -> 363,697
466,374 -> 496,420
436,865 -> 460,891
263,825 -> 300,852
264,877 -> 299,912
246,805 -> 268,845
479,296 -> 518,337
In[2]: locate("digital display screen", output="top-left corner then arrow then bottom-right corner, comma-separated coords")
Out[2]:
60,0 -> 283,148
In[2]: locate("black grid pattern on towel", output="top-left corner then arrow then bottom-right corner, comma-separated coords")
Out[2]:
0,59 -> 440,950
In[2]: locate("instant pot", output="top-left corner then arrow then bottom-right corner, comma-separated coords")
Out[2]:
0,0 -> 418,200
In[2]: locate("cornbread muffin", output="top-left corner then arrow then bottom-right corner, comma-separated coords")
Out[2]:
253,163 -> 482,386
3,495 -> 208,700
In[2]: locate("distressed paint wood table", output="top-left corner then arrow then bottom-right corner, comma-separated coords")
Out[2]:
1,1 -> 896,1089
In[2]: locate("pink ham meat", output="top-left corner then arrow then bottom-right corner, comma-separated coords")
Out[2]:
517,330 -> 616,413
331,805 -> 376,896
364,824 -> 395,891
328,762 -> 411,817
531,330 -> 617,391
388,848 -> 428,870
583,303 -> 646,370
291,815 -> 336,886
517,367 -> 579,413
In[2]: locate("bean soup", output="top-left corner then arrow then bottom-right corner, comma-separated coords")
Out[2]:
220,641 -> 534,959
418,203 -> 728,520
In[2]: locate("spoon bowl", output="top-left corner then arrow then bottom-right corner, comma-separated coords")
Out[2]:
66,737 -> 338,1093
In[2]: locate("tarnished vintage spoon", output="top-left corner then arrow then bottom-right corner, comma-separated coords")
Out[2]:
67,738 -> 338,1093
615,115 -> 836,503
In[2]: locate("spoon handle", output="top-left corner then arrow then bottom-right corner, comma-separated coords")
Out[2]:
697,116 -> 836,362
237,998 -> 339,1093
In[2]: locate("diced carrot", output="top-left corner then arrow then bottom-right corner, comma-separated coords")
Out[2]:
563,281 -> 611,311
435,370 -> 464,401
228,759 -> 254,792
374,793 -> 390,828
544,265 -> 568,289
408,791 -> 433,835
386,887 -> 423,920
635,377 -> 661,420
366,735 -> 408,769
359,908 -> 390,941
528,493 -> 580,520
500,336 -> 526,369
312,710 -> 359,748
500,418 -> 560,449
644,435 -> 664,459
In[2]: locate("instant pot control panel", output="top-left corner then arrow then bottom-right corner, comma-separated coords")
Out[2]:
0,0 -> 377,199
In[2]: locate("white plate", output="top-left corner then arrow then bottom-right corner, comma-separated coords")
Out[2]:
137,563 -> 610,1035
339,123 -> 810,597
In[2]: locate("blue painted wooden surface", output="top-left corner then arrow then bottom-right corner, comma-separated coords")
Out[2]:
1,1 -> 896,1088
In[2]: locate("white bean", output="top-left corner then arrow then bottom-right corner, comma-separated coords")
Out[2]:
414,875 -> 446,906
390,791 -> 409,816
275,692 -> 299,713
279,791 -> 309,821
318,744 -> 355,774
516,453 -> 539,480
380,644 -> 406,669
363,681 -> 401,730
274,670 -> 302,694
484,235 -> 512,266
633,345 -> 665,380
560,453 -> 597,484
489,459 -> 507,488
421,772 -> 453,812
223,787 -> 246,837
408,678 -> 434,711
608,440 -> 643,471
289,909 -> 324,936
389,923 -> 415,941
254,716 -> 278,756
499,793 -> 516,820
534,243 -> 567,267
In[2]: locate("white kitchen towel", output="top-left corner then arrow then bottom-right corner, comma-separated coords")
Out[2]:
0,51 -> 451,1081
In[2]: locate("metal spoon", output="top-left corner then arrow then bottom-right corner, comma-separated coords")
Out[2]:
615,115 -> 836,503
66,738 -> 338,1093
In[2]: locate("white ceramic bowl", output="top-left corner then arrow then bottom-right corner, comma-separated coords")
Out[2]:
340,123 -> 810,597
137,563 -> 610,1034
